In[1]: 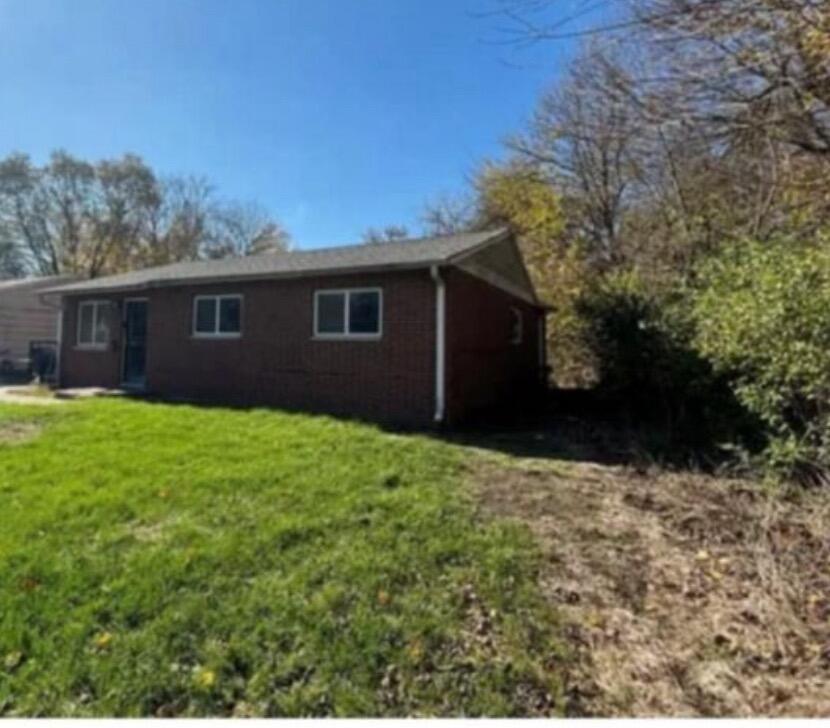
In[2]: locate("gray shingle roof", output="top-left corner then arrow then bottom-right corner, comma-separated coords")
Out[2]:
44,228 -> 509,295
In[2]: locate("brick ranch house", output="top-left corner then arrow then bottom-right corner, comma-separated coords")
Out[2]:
45,229 -> 548,426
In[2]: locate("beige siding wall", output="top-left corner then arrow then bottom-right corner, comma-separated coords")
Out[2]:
0,280 -> 64,366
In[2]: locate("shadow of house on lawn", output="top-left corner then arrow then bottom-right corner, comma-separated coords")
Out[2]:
441,387 -> 765,473
444,414 -> 635,467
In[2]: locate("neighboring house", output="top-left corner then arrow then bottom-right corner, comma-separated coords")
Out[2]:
0,276 -> 73,377
45,229 -> 548,425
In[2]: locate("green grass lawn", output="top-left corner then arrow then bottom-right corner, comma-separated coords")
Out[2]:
0,399 -> 565,717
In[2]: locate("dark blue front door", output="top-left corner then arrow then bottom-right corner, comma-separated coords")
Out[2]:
122,300 -> 148,387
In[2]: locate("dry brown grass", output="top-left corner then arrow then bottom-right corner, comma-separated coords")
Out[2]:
17,386 -> 55,399
0,421 -> 43,445
470,444 -> 830,717
0,385 -> 64,406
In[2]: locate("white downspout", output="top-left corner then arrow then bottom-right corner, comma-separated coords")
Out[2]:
430,265 -> 446,424
55,302 -> 64,387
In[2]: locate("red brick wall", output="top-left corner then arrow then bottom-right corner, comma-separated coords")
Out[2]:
59,267 -> 545,426
444,268 -> 544,423
60,271 -> 436,425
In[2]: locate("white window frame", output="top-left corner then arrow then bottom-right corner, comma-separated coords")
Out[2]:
313,288 -> 383,340
192,294 -> 243,339
76,300 -> 110,350
510,306 -> 523,345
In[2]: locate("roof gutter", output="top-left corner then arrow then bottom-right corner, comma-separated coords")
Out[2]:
430,265 -> 446,424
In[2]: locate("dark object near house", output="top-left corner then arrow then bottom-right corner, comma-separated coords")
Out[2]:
30,340 -> 58,383
45,229 -> 548,426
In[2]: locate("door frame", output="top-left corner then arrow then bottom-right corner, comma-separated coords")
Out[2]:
121,297 -> 149,388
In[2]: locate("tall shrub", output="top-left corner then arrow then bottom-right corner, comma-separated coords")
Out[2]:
693,237 -> 830,484
579,271 -> 752,457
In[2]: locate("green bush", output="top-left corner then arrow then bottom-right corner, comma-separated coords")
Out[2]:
693,237 -> 830,485
578,271 -> 755,459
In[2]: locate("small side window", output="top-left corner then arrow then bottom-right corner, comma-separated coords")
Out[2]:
510,307 -> 523,345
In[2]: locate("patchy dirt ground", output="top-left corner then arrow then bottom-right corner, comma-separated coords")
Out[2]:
0,385 -> 123,405
0,386 -> 63,406
0,421 -> 43,445
466,430 -> 830,717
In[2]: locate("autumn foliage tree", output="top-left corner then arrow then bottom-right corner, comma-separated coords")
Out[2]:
474,164 -> 597,384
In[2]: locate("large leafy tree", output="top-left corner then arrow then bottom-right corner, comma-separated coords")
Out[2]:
0,150 -> 289,279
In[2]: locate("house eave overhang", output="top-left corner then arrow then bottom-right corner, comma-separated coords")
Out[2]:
42,260 -> 445,298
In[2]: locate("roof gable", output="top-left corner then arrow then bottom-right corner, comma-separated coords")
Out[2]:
454,236 -> 538,305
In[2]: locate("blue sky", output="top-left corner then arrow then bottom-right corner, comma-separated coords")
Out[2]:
0,0 -> 583,248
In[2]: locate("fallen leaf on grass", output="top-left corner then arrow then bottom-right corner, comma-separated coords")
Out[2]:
194,667 -> 216,690
93,632 -> 113,650
407,639 -> 424,663
4,651 -> 23,671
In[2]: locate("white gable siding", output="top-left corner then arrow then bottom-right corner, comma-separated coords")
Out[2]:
455,236 -> 538,305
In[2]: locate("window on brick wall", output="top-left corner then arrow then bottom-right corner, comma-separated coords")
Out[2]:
77,301 -> 110,348
314,288 -> 382,338
192,295 -> 242,337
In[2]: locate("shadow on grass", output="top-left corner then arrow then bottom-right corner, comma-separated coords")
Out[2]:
441,417 -> 634,467
437,388 -> 765,473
